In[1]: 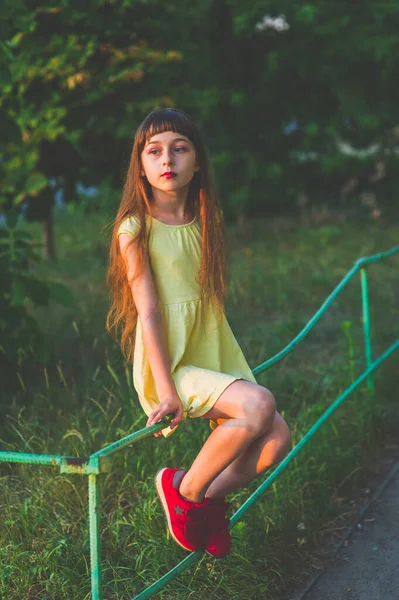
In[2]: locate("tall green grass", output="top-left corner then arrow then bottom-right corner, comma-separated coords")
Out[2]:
1,206 -> 398,599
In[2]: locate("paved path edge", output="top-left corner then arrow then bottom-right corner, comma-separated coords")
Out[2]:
289,460 -> 399,600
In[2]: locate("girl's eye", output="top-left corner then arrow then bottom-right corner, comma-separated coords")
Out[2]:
148,146 -> 188,155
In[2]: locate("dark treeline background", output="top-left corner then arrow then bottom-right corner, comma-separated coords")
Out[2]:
2,1 -> 399,258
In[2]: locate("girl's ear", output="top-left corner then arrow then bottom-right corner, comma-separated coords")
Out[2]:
194,165 -> 200,172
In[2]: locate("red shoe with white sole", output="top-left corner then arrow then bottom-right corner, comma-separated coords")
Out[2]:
204,497 -> 231,558
155,467 -> 208,552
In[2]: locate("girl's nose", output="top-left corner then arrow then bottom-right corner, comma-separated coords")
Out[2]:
163,151 -> 174,166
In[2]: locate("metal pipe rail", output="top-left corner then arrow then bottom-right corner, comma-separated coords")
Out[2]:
1,244 -> 398,599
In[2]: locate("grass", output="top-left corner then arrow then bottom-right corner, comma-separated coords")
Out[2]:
1,204 -> 398,599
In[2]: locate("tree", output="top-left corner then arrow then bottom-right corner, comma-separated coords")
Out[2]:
2,0 -> 399,244
1,1 -> 183,257
200,1 -> 399,217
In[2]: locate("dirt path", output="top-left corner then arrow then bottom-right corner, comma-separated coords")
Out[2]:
290,460 -> 399,600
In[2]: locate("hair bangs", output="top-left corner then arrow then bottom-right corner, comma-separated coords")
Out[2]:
137,108 -> 199,149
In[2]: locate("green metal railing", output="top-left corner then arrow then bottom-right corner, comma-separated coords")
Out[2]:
1,245 -> 398,599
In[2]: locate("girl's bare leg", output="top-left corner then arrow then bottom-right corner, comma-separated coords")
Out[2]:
204,411 -> 290,498
178,380 -> 288,503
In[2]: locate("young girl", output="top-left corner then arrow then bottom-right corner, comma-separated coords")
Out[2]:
107,108 -> 291,558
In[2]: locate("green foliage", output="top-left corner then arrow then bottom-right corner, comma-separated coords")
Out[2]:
204,1 -> 399,216
2,0 -> 399,230
0,208 -> 75,374
0,0 -> 186,224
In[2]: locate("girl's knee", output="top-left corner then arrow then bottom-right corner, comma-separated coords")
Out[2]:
247,387 -> 276,436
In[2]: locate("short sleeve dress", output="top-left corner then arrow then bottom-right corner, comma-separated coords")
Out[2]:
118,212 -> 258,437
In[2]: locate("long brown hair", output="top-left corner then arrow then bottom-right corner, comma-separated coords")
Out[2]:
106,107 -> 229,364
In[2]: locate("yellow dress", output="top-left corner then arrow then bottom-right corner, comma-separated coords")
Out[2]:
118,213 -> 257,437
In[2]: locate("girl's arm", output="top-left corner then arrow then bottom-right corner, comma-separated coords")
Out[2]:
119,233 -> 183,431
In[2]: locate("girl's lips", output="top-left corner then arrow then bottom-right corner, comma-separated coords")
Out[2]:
162,172 -> 177,179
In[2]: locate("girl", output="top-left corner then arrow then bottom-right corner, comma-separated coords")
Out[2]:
107,108 -> 291,558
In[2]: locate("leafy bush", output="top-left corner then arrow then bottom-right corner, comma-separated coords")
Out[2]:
0,208 -> 75,376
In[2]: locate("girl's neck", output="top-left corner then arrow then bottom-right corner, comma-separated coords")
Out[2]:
147,209 -> 196,226
148,200 -> 193,223
149,186 -> 191,219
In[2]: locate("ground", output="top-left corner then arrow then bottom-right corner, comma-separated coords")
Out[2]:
283,436 -> 399,600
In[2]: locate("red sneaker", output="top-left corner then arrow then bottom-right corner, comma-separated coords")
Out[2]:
155,468 -> 207,552
204,497 -> 231,558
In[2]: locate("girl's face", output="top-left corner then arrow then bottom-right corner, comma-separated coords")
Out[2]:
140,130 -> 199,193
